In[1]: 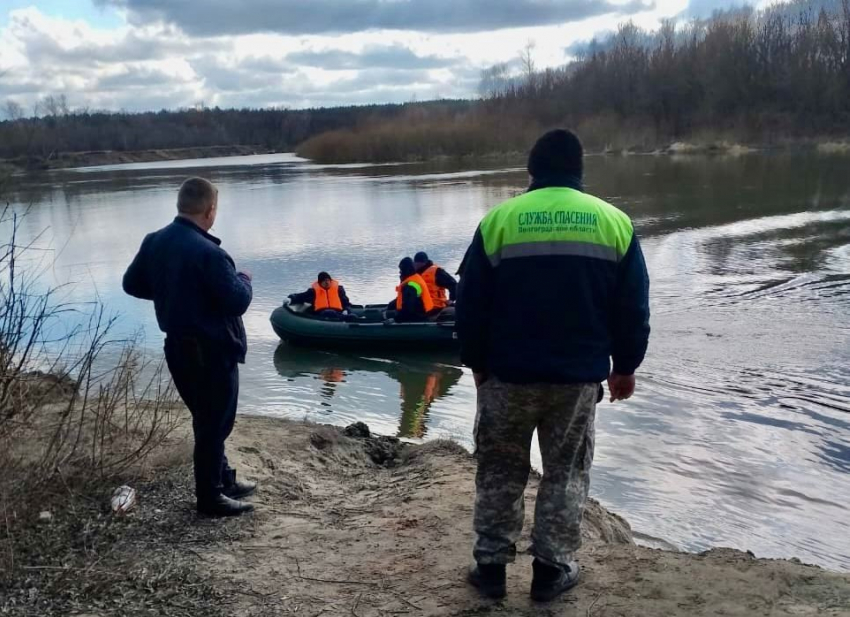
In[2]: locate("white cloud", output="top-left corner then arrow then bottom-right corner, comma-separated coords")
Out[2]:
0,0 -> 712,113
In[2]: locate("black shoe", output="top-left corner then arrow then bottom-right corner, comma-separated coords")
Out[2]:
223,478 -> 257,500
197,494 -> 255,517
467,564 -> 506,599
530,559 -> 580,602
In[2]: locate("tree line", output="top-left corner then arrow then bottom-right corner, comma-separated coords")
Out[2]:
0,98 -> 471,166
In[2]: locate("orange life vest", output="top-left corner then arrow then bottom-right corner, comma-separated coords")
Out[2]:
420,265 -> 448,309
395,274 -> 434,313
320,368 -> 345,383
399,373 -> 441,438
312,280 -> 343,311
423,373 -> 440,405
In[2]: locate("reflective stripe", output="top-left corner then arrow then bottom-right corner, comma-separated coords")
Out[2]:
396,273 -> 434,312
489,241 -> 619,266
407,281 -> 423,296
479,187 -> 634,264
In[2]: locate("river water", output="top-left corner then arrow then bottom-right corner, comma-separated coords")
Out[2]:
7,152 -> 850,570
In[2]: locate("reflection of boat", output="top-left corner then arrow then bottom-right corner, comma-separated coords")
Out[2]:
272,344 -> 463,439
269,302 -> 458,350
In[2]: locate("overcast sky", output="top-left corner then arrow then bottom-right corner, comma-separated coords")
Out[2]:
0,0 -> 759,114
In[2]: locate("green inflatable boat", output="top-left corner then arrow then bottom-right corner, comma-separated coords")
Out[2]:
269,301 -> 458,350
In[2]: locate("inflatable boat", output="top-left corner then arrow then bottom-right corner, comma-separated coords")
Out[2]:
269,301 -> 458,350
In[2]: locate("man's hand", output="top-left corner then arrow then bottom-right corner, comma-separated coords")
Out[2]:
473,372 -> 489,389
238,270 -> 253,282
607,373 -> 636,402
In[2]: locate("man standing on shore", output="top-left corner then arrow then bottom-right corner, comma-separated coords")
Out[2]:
456,129 -> 650,601
123,177 -> 257,517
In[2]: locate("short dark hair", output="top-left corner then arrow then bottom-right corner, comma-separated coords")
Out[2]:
527,129 -> 584,180
413,251 -> 429,264
317,271 -> 332,283
177,177 -> 218,215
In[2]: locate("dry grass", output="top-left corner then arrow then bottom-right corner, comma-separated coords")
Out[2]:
297,110 -> 541,163
296,109 -> 768,164
0,193 -> 183,511
0,183 -> 205,615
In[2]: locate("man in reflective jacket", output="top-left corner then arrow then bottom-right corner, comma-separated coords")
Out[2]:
457,129 -> 651,601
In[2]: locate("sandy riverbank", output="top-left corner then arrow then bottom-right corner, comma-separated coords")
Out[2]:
2,145 -> 273,171
2,416 -> 848,616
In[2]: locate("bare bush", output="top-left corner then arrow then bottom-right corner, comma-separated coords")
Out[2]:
0,194 -> 181,508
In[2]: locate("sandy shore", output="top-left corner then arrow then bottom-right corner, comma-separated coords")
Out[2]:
2,145 -> 272,170
3,416 -> 849,616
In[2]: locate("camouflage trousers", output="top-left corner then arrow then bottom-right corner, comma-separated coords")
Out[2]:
473,378 -> 598,567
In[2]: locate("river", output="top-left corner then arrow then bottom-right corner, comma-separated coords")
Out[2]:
6,151 -> 850,570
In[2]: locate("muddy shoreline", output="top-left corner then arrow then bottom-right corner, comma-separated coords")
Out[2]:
2,416 -> 848,616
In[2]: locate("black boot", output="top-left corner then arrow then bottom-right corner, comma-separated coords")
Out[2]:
197,494 -> 254,517
222,469 -> 257,500
223,478 -> 257,499
530,559 -> 580,602
467,563 -> 506,599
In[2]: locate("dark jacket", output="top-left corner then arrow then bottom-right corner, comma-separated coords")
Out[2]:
289,285 -> 351,310
122,217 -> 252,362
416,261 -> 458,301
456,177 -> 650,384
387,284 -> 427,322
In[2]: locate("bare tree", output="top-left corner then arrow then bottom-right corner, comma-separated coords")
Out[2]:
478,62 -> 511,99
3,100 -> 23,122
40,94 -> 70,117
519,40 -> 537,87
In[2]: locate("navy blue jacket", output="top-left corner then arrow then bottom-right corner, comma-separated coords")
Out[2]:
122,217 -> 252,362
456,178 -> 650,384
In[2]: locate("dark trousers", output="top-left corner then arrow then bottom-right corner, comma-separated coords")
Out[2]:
164,336 -> 239,503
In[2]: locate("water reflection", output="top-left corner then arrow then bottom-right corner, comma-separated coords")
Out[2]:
273,345 -> 462,438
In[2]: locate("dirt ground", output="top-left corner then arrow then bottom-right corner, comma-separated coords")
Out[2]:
3,416 -> 849,616
205,418 -> 850,617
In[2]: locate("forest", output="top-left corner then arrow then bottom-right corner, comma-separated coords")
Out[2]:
298,0 -> 850,161
0,99 -> 472,166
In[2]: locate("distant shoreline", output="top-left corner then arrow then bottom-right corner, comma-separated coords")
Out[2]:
1,144 -> 274,171
3,139 -> 850,174
296,134 -> 850,165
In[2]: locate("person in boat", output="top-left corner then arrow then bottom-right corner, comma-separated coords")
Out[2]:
122,177 -> 256,518
457,129 -> 650,601
387,257 -> 433,322
288,272 -> 352,317
413,251 -> 457,315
